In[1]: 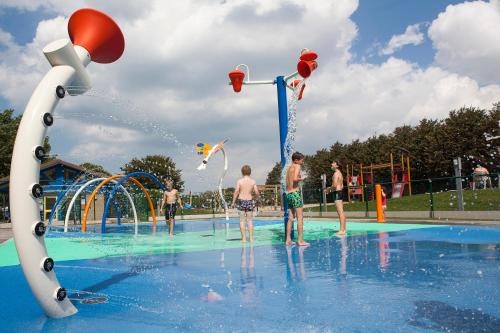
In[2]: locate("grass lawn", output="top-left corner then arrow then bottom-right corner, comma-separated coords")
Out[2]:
307,188 -> 500,212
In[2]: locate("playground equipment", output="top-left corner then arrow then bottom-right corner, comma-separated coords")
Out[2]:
196,139 -> 229,220
80,172 -> 164,233
346,152 -> 411,202
101,172 -> 165,232
228,49 -> 318,233
8,8 -> 124,317
63,177 -> 138,233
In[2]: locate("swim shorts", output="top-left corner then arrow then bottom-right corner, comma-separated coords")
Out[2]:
165,203 -> 177,220
238,199 -> 255,212
332,190 -> 344,201
286,190 -> 303,209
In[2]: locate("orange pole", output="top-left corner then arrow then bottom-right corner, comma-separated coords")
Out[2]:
82,175 -> 156,232
375,184 -> 385,222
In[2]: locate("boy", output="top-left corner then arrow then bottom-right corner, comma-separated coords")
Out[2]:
231,165 -> 260,242
325,160 -> 346,236
285,152 -> 309,246
161,180 -> 182,236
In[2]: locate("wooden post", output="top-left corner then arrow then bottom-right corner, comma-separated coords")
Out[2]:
407,156 -> 412,196
360,163 -> 364,202
346,164 -> 351,203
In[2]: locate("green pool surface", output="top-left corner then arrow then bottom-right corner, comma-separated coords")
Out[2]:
0,221 -> 441,267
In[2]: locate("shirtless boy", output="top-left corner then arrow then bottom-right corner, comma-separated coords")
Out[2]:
160,180 -> 182,236
231,165 -> 260,242
285,152 -> 309,246
325,160 -> 346,236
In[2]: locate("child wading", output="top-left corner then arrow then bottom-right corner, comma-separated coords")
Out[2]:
232,165 -> 260,242
161,180 -> 182,236
285,152 -> 309,246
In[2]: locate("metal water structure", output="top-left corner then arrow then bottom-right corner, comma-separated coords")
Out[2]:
197,139 -> 230,220
8,8 -> 124,318
63,177 -> 139,233
228,50 -> 318,233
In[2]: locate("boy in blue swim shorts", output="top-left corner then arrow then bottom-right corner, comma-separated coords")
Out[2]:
231,165 -> 260,242
285,152 -> 309,246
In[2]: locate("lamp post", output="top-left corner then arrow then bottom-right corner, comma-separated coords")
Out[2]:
228,50 -> 318,237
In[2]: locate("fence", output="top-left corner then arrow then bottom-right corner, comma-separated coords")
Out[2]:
301,173 -> 499,218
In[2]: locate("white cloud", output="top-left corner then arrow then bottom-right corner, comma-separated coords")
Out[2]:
428,0 -> 500,85
0,0 -> 499,191
380,23 -> 424,55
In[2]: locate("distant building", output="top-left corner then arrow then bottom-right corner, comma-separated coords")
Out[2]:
0,159 -> 107,223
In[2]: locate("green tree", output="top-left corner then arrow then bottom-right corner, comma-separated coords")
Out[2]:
265,162 -> 281,185
121,155 -> 184,190
0,109 -> 52,177
267,102 -> 500,188
80,162 -> 111,176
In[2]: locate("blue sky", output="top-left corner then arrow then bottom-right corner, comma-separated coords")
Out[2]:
351,0 -> 464,66
0,1 -> 499,190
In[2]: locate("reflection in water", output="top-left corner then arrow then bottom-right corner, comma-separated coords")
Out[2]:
286,245 -> 309,282
340,236 -> 347,275
240,245 -> 258,307
378,232 -> 390,272
408,300 -> 500,332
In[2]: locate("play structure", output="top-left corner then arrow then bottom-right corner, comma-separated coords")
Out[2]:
196,139 -> 229,220
8,8 -> 124,318
63,177 -> 138,233
228,49 -> 318,231
100,172 -> 165,232
346,152 -> 412,202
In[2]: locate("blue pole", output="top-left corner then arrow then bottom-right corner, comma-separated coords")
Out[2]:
276,76 -> 294,239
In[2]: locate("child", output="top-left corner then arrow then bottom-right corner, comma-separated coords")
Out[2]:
285,152 -> 309,246
231,165 -> 260,242
381,187 -> 387,212
325,160 -> 346,236
160,180 -> 182,236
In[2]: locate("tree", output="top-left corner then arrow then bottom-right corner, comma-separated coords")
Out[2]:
265,102 -> 500,188
121,155 -> 184,190
265,162 -> 281,185
80,162 -> 111,176
0,109 -> 52,177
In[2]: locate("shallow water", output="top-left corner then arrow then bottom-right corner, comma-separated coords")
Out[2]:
0,220 -> 498,332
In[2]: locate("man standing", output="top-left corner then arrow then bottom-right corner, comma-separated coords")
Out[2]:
285,152 -> 309,246
325,160 -> 347,236
161,180 -> 182,236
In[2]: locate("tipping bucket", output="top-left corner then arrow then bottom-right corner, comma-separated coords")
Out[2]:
292,79 -> 306,100
68,8 -> 125,64
228,69 -> 245,92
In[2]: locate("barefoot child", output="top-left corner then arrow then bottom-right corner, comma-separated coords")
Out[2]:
325,160 -> 347,236
161,180 -> 182,236
285,152 -> 309,246
231,165 -> 260,242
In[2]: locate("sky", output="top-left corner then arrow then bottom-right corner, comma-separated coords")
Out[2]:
1,0 -> 499,192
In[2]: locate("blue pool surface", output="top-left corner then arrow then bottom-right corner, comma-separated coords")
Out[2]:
0,219 -> 499,332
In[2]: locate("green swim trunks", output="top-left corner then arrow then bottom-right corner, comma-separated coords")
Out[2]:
286,190 -> 303,209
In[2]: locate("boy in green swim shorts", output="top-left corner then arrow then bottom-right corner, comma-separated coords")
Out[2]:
285,152 -> 309,246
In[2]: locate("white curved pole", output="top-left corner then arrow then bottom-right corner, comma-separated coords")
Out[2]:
64,178 -> 138,234
9,40 -> 92,318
